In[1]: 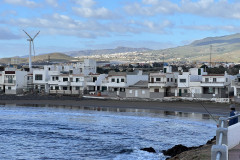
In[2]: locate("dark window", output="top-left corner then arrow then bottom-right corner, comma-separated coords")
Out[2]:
63,87 -> 68,90
167,78 -> 169,82
76,78 -> 79,82
50,86 -> 53,90
8,87 -> 11,90
184,89 -> 188,93
156,78 -> 161,81
70,70 -> 73,74
175,79 -> 177,83
164,68 -> 167,73
117,79 -> 119,83
63,78 -> 68,82
56,77 -> 59,80
52,77 -> 55,81
209,87 -> 215,93
111,78 -> 115,82
121,78 -> 124,82
205,78 -> 209,82
93,77 -> 97,82
154,88 -> 159,92
180,79 -> 186,83
55,86 -> 59,90
76,86 -> 80,90
35,74 -> 43,80
213,78 -> 217,82
0,87 -> 1,90
171,78 -> 173,82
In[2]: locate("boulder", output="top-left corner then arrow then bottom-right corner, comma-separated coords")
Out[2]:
140,147 -> 156,153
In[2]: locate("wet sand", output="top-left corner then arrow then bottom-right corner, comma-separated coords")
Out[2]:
0,97 -> 233,116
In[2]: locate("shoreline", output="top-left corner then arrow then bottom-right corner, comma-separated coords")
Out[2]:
0,95 -> 234,116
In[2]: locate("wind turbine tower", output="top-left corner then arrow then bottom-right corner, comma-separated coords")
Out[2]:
23,30 -> 40,73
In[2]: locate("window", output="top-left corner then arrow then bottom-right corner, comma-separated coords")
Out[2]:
154,88 -> 159,92
209,87 -> 215,93
56,77 -> 59,80
63,78 -> 68,82
76,78 -> 79,82
129,90 -> 132,94
8,87 -> 11,90
52,77 -> 55,81
50,86 -> 53,90
205,78 -> 209,82
121,78 -> 124,82
142,90 -> 145,94
156,78 -> 161,82
117,79 -> 119,83
167,78 -> 169,82
70,70 -> 73,74
213,78 -> 217,82
70,78 -> 73,82
76,86 -> 80,90
63,87 -> 68,90
180,79 -> 186,83
171,78 -> 173,82
184,89 -> 188,93
93,77 -> 97,82
35,74 -> 43,80
55,86 -> 59,90
111,78 -> 115,82
0,87 -> 1,90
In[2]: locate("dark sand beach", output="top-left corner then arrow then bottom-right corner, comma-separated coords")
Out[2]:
0,95 -> 234,116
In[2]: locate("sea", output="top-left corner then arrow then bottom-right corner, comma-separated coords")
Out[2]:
0,104 -> 218,160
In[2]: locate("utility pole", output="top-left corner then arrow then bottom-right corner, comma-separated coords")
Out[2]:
210,45 -> 212,68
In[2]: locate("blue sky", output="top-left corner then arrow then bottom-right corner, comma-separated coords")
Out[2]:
1,0 -> 240,58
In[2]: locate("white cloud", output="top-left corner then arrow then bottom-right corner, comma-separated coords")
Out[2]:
73,0 -> 96,7
45,0 -> 59,7
72,6 -> 114,19
125,0 -> 240,19
3,0 -> 39,8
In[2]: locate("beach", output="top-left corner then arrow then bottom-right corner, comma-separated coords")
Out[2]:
0,95 -> 233,116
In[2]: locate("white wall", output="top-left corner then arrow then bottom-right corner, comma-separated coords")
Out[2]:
16,71 -> 28,88
228,122 -> 240,149
178,74 -> 189,88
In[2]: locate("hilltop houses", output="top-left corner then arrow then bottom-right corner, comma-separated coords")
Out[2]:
1,58 -> 240,103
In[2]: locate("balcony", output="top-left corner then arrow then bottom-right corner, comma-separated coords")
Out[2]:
71,81 -> 84,86
201,81 -> 225,87
148,82 -> 167,87
4,80 -> 16,85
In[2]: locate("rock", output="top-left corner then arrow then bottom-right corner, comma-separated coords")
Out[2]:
140,147 -> 156,153
162,144 -> 199,157
206,136 -> 216,145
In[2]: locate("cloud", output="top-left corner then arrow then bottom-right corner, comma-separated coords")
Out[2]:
3,0 -> 39,8
45,0 -> 59,7
72,0 -> 96,7
125,0 -> 240,19
0,28 -> 22,40
72,6 -> 114,19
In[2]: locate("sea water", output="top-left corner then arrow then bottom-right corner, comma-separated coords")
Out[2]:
0,104 -> 217,160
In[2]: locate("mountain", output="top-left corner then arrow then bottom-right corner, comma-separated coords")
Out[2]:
0,53 -> 75,65
148,33 -> 240,63
64,46 -> 152,57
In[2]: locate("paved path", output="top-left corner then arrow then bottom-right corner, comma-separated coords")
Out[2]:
229,144 -> 240,160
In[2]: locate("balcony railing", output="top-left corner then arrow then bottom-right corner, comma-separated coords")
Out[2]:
4,80 -> 16,84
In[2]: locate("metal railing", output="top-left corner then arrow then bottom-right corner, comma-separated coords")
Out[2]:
211,113 -> 240,160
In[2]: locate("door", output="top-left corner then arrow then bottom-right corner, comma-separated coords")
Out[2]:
179,89 -> 182,97
135,90 -> 138,97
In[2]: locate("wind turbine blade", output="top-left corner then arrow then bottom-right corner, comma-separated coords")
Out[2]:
32,41 -> 36,58
33,31 -> 40,40
23,30 -> 32,40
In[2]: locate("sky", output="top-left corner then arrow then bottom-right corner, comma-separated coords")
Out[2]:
1,0 -> 240,58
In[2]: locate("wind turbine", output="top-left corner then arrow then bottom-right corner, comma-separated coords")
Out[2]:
23,30 -> 40,73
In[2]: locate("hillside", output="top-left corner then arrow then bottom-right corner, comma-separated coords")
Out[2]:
148,33 -> 240,62
0,53 -> 75,65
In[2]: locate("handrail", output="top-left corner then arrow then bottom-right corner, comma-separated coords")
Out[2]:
212,114 -> 240,160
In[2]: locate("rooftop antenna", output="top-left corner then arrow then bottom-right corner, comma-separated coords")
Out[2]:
163,52 -> 165,71
23,30 -> 40,73
210,45 -> 212,68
